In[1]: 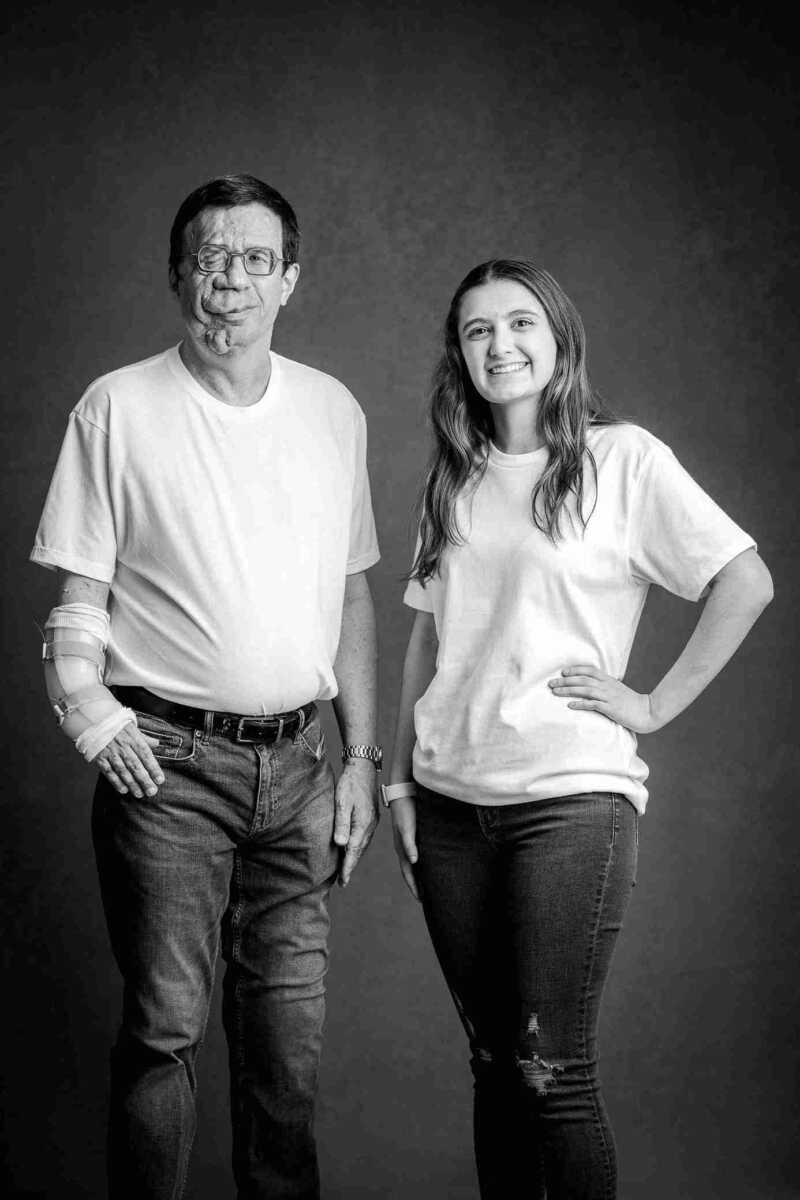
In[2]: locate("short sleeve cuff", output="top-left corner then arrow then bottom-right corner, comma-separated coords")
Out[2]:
345,546 -> 381,575
692,535 -> 757,602
29,545 -> 115,584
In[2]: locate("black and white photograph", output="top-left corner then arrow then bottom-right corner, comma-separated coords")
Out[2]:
2,1 -> 797,1197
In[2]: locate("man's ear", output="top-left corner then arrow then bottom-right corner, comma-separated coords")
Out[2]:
280,262 -> 300,307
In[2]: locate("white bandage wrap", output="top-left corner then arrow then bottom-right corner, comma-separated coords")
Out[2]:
43,602 -> 136,761
74,709 -> 137,763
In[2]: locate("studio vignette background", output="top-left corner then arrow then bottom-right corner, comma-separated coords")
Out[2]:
1,2 -> 798,1197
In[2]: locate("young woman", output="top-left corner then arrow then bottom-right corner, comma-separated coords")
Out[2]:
385,260 -> 772,1199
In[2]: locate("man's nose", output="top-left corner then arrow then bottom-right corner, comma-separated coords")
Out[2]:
216,253 -> 249,286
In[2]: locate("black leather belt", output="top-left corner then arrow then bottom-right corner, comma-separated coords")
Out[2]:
111,685 -> 315,745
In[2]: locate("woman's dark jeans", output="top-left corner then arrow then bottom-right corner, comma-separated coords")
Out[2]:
415,787 -> 638,1200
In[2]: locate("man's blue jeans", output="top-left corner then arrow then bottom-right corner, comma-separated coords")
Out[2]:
414,787 -> 638,1200
92,705 -> 337,1200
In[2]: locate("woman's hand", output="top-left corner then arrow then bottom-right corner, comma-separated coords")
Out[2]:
548,665 -> 659,734
391,796 -> 420,901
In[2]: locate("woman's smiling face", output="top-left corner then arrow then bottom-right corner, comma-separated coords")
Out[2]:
458,278 -> 558,409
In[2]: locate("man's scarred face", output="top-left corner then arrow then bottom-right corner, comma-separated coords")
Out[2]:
175,203 -> 299,358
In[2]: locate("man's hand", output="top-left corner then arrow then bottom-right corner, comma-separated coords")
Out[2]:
390,796 -> 420,901
95,724 -> 166,798
548,665 -> 659,733
333,760 -> 379,887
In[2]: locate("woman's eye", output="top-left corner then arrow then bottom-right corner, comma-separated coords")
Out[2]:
466,326 -> 489,338
513,318 -> 534,328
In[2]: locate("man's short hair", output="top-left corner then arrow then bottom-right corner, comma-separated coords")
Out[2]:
168,174 -> 300,291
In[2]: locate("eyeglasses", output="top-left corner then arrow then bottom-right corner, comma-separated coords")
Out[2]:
186,244 -> 285,276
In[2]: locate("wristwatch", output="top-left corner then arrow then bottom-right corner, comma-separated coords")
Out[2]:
340,744 -> 383,770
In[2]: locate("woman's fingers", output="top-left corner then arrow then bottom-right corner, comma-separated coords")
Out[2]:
548,665 -> 652,732
549,665 -> 619,700
554,686 -> 604,696
391,798 -> 418,863
400,824 -> 418,863
549,678 -> 607,697
400,859 -> 420,901
391,799 -> 420,899
392,823 -> 418,866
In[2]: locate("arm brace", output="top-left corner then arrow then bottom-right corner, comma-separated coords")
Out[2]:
43,602 -> 136,762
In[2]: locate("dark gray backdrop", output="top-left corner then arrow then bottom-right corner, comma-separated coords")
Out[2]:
2,1 -> 798,1197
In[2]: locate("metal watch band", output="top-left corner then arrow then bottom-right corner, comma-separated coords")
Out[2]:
340,743 -> 383,770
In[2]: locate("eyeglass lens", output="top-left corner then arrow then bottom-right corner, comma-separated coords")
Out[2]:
196,246 -> 277,275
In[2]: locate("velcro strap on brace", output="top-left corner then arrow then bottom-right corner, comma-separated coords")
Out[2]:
51,683 -> 113,722
43,640 -> 106,668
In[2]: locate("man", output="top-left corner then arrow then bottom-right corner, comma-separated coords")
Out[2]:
31,174 -> 382,1199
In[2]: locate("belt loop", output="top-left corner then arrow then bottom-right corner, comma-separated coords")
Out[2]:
203,709 -> 215,739
296,705 -> 307,734
275,716 -> 285,742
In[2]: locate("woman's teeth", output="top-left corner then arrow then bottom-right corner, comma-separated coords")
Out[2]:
489,362 -> 527,375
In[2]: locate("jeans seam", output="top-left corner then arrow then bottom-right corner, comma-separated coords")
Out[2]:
231,851 -> 246,1079
269,744 -> 280,825
296,724 -> 325,762
172,1120 -> 195,1200
253,744 -> 272,833
578,793 -> 618,1199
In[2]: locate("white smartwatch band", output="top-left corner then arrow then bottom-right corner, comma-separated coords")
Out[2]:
380,781 -> 418,808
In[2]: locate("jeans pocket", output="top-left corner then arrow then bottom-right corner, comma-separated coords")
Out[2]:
296,715 -> 326,763
135,713 -> 197,763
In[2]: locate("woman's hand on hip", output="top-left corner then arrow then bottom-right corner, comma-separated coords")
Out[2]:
548,665 -> 659,734
391,796 -> 420,901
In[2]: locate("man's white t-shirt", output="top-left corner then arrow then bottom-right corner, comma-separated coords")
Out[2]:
31,346 -> 380,714
404,424 -> 754,814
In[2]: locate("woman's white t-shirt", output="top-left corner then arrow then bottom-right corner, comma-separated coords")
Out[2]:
403,424 -> 754,814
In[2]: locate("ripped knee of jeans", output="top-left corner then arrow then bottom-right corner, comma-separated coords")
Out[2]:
516,1051 -> 565,1096
515,1011 -> 565,1098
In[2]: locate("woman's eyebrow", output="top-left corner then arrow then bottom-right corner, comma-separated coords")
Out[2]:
461,308 -> 539,330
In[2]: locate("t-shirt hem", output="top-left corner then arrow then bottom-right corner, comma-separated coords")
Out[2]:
403,590 -> 433,612
29,546 -> 115,583
413,770 -> 648,815
400,583 -> 431,614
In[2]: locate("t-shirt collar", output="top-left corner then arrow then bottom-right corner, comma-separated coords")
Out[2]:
166,344 -> 278,418
487,440 -> 549,468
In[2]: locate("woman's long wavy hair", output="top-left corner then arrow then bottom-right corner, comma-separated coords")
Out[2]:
410,259 -> 618,583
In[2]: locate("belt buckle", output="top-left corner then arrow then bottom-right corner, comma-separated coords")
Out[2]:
236,715 -> 284,744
